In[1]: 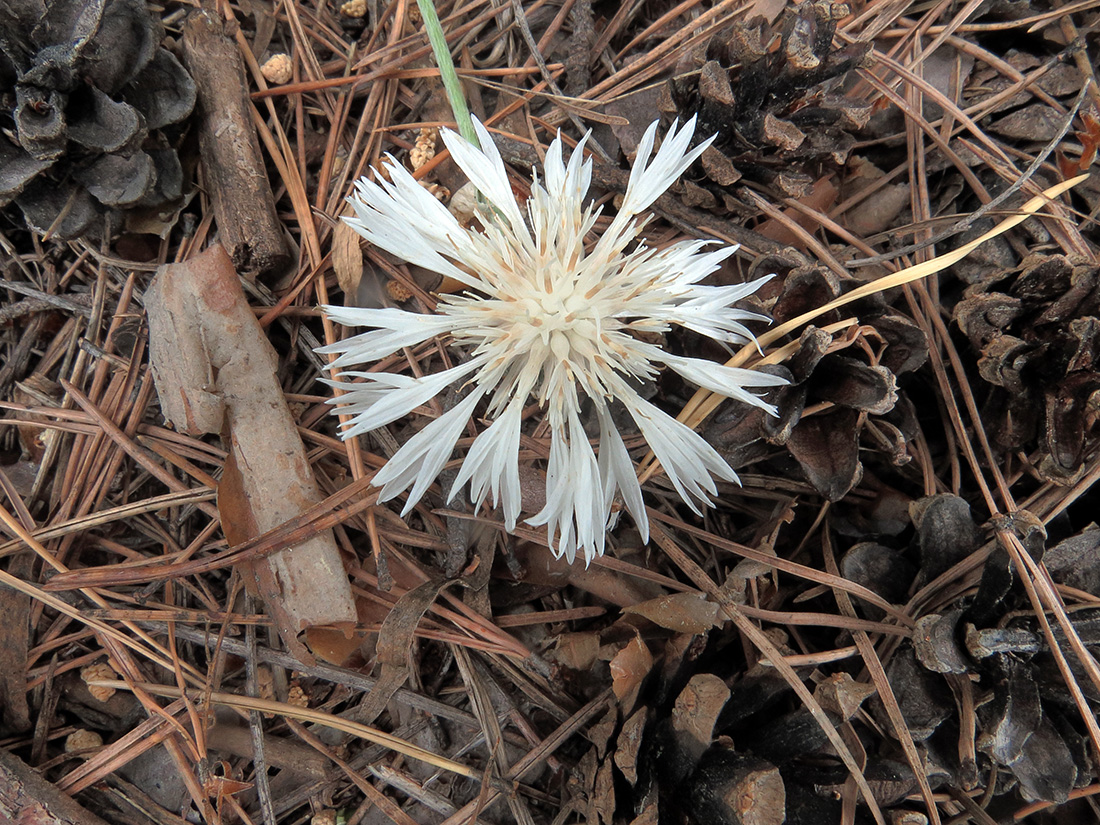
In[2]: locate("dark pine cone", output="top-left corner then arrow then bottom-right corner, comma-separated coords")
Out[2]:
704,265 -> 928,503
954,253 -> 1100,484
664,0 -> 872,203
0,0 -> 196,239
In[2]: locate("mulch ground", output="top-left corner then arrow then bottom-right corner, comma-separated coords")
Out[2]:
2,0 -> 1100,823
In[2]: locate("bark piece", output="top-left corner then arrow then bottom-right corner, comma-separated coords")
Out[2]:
146,245 -> 356,660
0,747 -> 112,825
182,10 -> 288,277
0,555 -> 32,733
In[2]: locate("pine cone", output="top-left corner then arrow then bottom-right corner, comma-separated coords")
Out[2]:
954,253 -> 1100,483
703,266 -> 928,502
0,0 -> 195,238
664,0 -> 871,201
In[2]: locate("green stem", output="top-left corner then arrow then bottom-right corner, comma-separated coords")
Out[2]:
416,0 -> 478,147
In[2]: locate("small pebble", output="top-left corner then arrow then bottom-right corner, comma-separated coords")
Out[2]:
81,662 -> 118,702
340,0 -> 366,17
65,729 -> 104,752
261,53 -> 293,85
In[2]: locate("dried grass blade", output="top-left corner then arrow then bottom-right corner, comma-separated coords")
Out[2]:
88,680 -> 490,783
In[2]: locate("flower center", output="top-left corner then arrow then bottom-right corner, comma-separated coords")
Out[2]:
531,289 -> 584,327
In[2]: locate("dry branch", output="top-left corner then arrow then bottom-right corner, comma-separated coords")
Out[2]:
182,10 -> 289,277
146,244 -> 356,660
0,748 -> 111,825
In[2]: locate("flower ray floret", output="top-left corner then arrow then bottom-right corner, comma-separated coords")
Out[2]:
319,117 -> 787,565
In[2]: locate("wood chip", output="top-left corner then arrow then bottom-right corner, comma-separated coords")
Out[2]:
146,245 -> 357,660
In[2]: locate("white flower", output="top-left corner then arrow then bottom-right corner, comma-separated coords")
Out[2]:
319,117 -> 786,565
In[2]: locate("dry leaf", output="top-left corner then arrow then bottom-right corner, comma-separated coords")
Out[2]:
813,673 -> 876,720
333,219 -> 364,299
671,673 -> 730,761
593,758 -> 615,825
552,632 -> 601,670
615,707 -> 647,785
64,730 -> 103,752
622,592 -> 720,634
351,578 -> 465,727
609,634 -> 653,709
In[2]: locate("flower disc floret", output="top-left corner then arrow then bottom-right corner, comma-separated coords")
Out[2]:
319,117 -> 787,565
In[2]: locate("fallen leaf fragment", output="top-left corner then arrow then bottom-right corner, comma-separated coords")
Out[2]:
332,218 -> 364,300
671,673 -> 730,763
609,634 -> 653,709
551,632 -> 601,670
623,591 -> 720,634
615,707 -> 647,785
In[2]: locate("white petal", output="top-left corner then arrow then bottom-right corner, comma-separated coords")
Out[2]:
448,397 -> 524,530
659,353 -> 787,414
344,167 -> 484,289
615,382 -> 739,513
326,357 -> 485,438
542,131 -> 592,204
441,119 -> 528,239
565,133 -> 593,202
528,411 -> 607,565
373,387 -> 487,513
527,426 -> 570,557
596,403 -> 648,542
542,132 -> 566,195
319,306 -> 462,367
621,116 -> 714,216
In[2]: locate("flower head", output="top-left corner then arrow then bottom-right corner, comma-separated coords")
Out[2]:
319,117 -> 786,565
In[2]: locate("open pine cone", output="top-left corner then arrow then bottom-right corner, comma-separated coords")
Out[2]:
0,0 -> 195,238
664,0 -> 871,203
954,253 -> 1100,484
